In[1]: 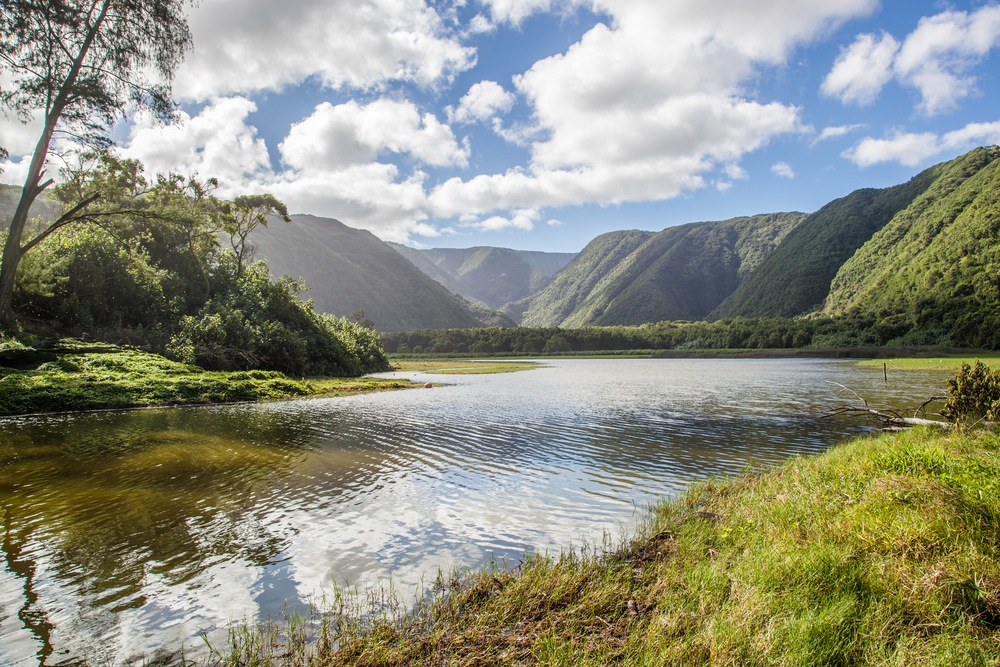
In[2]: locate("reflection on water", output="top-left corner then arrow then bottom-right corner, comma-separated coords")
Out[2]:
0,359 -> 951,665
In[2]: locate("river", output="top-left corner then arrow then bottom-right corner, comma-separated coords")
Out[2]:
0,358 -> 952,665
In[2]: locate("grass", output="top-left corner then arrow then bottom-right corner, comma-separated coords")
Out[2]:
203,427 -> 1000,666
858,356 -> 1000,372
393,359 -> 543,374
0,340 -> 413,416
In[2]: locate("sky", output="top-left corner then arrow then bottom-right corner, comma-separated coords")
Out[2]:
3,0 -> 1000,253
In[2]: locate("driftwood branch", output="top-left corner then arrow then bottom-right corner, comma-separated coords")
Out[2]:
824,381 -> 950,430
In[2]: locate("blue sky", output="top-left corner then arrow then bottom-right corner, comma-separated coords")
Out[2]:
3,0 -> 1000,252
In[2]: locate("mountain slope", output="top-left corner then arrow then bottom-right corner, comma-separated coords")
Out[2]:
710,170 -> 941,319
391,245 -> 575,308
249,215 -> 508,331
822,145 -> 1000,346
559,213 -> 804,327
518,230 -> 655,326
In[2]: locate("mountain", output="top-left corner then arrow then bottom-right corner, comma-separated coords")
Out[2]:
519,214 -> 803,327
249,214 -> 512,331
390,244 -> 575,308
517,229 -> 655,326
0,183 -> 63,228
710,169 -> 940,319
822,145 -> 1000,346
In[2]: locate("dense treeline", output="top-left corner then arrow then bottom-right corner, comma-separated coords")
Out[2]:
380,314 -> 958,355
3,153 -> 389,376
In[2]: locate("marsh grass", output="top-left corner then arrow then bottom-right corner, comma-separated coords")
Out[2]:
202,428 -> 1000,666
858,356 -> 1000,372
0,340 -> 413,416
393,359 -> 542,374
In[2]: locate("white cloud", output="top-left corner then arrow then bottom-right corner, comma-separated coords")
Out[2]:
431,0 -> 875,219
174,0 -> 476,100
896,6 -> 1000,115
824,6 -> 1000,115
771,162 -> 795,178
843,120 -> 1000,167
814,124 -> 864,143
483,0 -> 592,26
279,99 -> 469,171
449,81 -> 515,124
821,32 -> 899,105
122,97 -> 272,187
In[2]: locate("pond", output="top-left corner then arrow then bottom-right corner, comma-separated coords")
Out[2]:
0,358 -> 952,665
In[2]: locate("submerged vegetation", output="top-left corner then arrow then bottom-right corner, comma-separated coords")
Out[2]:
206,427 -> 1000,666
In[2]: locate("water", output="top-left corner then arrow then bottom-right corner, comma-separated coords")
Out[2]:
0,358 -> 951,665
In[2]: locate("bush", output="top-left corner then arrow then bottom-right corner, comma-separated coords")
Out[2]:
943,361 -> 1000,424
168,259 -> 389,377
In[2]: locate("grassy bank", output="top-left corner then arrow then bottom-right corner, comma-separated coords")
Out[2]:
0,340 -> 412,416
394,359 -> 543,374
213,427 -> 1000,666
857,356 -> 1000,372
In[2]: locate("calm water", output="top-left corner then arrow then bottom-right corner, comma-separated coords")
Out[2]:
0,358 -> 951,665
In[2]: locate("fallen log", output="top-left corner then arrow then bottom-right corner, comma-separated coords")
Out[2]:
824,381 -> 951,430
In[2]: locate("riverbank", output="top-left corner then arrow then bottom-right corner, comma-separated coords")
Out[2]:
214,426 -> 1000,666
0,340 -> 412,416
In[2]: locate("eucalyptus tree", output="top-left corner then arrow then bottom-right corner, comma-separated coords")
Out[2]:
0,0 -> 194,328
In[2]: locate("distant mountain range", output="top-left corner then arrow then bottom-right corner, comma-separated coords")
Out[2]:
182,144 -> 1000,339
6,146 -> 999,337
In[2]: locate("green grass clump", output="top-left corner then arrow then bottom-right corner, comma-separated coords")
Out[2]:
207,428 -> 1000,666
0,340 -> 412,415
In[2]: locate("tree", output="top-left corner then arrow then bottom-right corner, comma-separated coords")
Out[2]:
0,0 -> 194,328
222,194 -> 291,278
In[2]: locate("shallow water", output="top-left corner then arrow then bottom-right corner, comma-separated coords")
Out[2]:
0,358 -> 951,665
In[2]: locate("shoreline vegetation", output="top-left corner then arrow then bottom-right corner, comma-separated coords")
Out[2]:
209,426 -> 1000,666
1,338 -> 996,418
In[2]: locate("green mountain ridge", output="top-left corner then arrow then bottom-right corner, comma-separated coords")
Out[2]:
516,214 -> 802,328
710,169 -> 941,320
389,244 -> 575,309
249,214 -> 512,332
822,145 -> 1000,347
518,229 -> 655,327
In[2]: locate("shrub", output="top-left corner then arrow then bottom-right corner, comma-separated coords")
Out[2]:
943,361 -> 1000,424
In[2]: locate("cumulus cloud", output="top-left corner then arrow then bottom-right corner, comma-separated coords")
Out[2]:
844,120 -> 1000,167
482,0 -> 593,26
430,0 -> 874,219
449,81 -> 516,125
813,124 -> 864,144
771,162 -> 795,178
174,0 -> 475,100
122,97 -> 272,187
279,99 -> 469,171
821,32 -> 899,105
823,5 -> 1000,115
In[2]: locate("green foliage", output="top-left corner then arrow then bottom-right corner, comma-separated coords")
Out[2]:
15,224 -> 171,329
712,170 -> 939,320
381,316 -> 890,356
169,258 -> 389,376
9,155 -> 390,377
0,341 -> 311,415
824,146 -> 1000,349
943,361 -> 1000,423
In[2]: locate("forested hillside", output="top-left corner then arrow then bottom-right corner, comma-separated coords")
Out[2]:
390,244 -> 574,308
249,215 -> 512,331
517,230 -> 654,326
518,214 -> 802,327
710,170 -> 940,319
823,145 -> 1000,348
